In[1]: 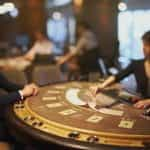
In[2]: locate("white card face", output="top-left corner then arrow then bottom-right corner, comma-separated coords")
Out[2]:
118,119 -> 135,129
99,108 -> 124,116
42,97 -> 57,101
47,90 -> 60,94
65,88 -> 87,106
86,115 -> 103,123
46,103 -> 62,108
59,109 -> 77,116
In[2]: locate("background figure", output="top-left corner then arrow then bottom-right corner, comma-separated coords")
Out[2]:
24,31 -> 54,83
57,22 -> 101,80
24,31 -> 53,62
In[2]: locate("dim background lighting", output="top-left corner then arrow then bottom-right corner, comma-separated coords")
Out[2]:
118,2 -> 127,11
74,0 -> 83,7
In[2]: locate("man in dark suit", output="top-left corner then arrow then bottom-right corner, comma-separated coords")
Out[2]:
0,73 -> 38,104
0,72 -> 39,150
90,30 -> 150,109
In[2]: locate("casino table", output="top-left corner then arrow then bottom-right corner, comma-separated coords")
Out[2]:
6,82 -> 150,150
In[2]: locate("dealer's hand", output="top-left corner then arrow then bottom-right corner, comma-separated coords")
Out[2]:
134,99 -> 150,109
89,84 -> 105,96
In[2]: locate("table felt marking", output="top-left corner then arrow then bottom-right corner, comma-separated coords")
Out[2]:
118,119 -> 135,129
47,90 -> 60,94
46,103 -> 63,108
42,97 -> 57,101
59,109 -> 77,116
86,115 -> 103,123
54,86 -> 66,90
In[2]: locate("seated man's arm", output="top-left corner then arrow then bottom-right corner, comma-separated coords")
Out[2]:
0,91 -> 22,105
0,83 -> 39,105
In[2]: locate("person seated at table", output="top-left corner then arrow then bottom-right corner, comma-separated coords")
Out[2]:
24,30 -> 53,62
0,72 -> 39,150
90,30 -> 150,109
57,21 -> 100,80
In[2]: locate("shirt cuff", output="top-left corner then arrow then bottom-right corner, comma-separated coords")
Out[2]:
18,90 -> 24,100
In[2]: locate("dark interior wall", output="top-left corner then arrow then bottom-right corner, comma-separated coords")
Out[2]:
80,0 -> 119,65
17,0 -> 46,42
26,0 -> 46,35
0,0 -> 46,42
0,15 -> 20,41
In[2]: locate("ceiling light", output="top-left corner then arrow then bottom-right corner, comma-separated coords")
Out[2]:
118,2 -> 127,11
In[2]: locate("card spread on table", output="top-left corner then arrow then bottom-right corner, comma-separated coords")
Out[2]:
99,108 -> 124,116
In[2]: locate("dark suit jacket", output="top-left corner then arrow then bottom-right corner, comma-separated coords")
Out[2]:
0,73 -> 24,105
115,59 -> 149,98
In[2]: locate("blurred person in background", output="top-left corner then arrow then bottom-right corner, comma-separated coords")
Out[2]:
57,22 -> 100,80
24,31 -> 53,62
23,31 -> 54,83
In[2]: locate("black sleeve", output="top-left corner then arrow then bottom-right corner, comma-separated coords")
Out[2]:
115,62 -> 133,82
0,91 -> 21,105
0,73 -> 24,92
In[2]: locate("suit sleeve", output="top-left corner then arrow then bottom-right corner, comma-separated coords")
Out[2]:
0,91 -> 21,105
114,62 -> 133,82
0,73 -> 24,92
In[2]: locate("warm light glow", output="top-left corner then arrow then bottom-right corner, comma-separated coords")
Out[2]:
4,2 -> 15,12
74,0 -> 83,7
118,2 -> 127,11
0,2 -> 18,16
0,6 -> 7,15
